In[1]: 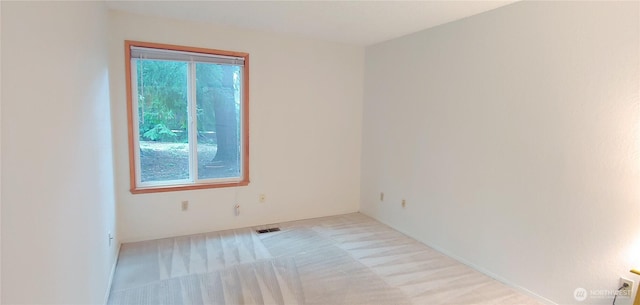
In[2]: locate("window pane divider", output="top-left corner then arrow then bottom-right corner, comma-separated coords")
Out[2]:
187,61 -> 198,183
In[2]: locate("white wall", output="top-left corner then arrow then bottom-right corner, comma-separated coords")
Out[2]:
108,10 -> 363,242
1,2 -> 118,304
0,1 -> 3,302
361,2 -> 639,305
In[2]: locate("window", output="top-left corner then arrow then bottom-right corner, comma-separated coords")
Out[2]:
125,41 -> 249,193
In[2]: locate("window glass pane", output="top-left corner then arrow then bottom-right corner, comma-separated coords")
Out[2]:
195,63 -> 241,180
136,59 -> 190,183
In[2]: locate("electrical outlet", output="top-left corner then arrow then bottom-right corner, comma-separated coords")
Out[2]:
181,200 -> 189,211
108,232 -> 114,247
401,199 -> 406,208
620,277 -> 633,297
380,192 -> 384,201
259,194 -> 266,203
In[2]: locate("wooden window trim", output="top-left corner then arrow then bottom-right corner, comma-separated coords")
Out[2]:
125,40 -> 250,194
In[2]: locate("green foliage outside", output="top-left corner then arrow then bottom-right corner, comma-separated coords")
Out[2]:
137,60 -> 187,142
136,60 -> 237,144
136,59 -> 241,182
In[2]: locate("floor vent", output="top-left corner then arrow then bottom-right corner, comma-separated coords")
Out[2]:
256,228 -> 280,234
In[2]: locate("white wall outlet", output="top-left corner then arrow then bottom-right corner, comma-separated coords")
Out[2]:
181,200 -> 189,211
108,232 -> 114,247
259,194 -> 266,203
620,277 -> 633,297
380,192 -> 384,201
401,199 -> 406,208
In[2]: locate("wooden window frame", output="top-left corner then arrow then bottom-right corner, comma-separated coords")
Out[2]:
125,40 -> 250,194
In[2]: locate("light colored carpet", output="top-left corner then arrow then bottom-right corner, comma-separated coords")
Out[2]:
108,213 -> 543,305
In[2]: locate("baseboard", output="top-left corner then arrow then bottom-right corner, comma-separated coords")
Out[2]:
358,211 -> 558,305
103,243 -> 121,305
424,241 -> 558,305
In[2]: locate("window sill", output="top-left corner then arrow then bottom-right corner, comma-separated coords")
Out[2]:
130,180 -> 249,194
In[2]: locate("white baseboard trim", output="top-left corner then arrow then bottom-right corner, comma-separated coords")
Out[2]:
103,243 -> 121,305
426,241 -> 558,305
358,211 -> 558,305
